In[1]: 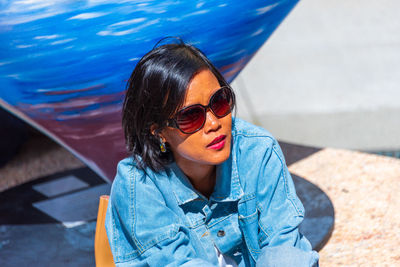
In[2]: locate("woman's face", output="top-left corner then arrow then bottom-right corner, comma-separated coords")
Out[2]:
161,69 -> 232,169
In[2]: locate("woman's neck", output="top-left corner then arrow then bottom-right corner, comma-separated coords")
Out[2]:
175,158 -> 216,198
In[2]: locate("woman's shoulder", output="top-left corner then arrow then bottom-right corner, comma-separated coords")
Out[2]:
231,118 -> 287,168
113,156 -> 166,181
109,157 -> 178,228
232,118 -> 278,147
112,157 -> 139,189
106,158 -> 185,263
111,157 -> 167,202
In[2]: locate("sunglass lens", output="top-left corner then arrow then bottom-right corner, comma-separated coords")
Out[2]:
176,106 -> 205,133
211,88 -> 232,117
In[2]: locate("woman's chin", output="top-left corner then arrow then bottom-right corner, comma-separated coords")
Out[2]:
203,143 -> 231,165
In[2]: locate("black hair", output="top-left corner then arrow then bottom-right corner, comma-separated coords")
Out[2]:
122,39 -> 235,172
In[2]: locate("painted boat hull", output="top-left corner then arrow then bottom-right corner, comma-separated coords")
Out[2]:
0,0 -> 298,181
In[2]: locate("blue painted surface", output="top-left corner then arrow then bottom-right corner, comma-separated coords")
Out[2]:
0,0 -> 299,180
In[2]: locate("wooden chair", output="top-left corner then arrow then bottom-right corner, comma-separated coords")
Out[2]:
95,195 -> 116,267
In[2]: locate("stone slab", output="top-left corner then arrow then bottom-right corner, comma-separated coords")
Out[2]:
32,175 -> 89,198
32,184 -> 111,223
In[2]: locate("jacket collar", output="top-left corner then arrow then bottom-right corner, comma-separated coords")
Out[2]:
210,153 -> 244,202
169,162 -> 199,205
169,151 -> 243,205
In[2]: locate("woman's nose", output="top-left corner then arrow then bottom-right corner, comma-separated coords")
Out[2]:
203,110 -> 221,132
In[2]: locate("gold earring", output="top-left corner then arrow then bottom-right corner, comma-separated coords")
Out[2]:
159,137 -> 167,153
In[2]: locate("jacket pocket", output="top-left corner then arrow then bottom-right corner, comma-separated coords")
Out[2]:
238,195 -> 261,265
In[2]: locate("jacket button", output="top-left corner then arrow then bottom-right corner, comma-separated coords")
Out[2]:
217,230 -> 225,237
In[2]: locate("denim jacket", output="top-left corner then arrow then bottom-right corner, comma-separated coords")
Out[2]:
105,118 -> 319,266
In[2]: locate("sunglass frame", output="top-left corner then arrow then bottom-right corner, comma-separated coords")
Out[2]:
166,86 -> 233,134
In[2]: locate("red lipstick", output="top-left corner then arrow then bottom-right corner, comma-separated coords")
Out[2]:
207,135 -> 226,150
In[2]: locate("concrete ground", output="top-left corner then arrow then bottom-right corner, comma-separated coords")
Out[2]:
232,0 -> 400,151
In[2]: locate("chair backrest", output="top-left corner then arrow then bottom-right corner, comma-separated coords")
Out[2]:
95,195 -> 116,267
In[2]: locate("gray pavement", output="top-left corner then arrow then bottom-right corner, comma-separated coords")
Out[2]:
232,0 -> 400,151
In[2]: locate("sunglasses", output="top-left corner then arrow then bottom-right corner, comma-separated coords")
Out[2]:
167,86 -> 234,134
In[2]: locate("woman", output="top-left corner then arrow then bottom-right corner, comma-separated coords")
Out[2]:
105,40 -> 319,266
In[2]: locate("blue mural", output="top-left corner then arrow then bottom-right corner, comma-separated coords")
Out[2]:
0,0 -> 299,181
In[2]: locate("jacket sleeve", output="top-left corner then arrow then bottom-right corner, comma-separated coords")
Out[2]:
105,160 -> 217,267
255,140 -> 319,267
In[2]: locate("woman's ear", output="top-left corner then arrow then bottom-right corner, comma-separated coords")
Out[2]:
150,124 -> 166,143
150,124 -> 158,136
